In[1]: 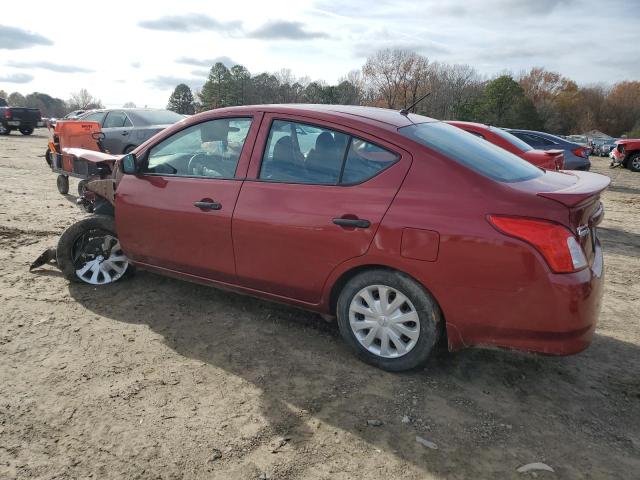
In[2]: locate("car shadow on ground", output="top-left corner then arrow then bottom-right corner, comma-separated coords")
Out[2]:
598,226 -> 640,258
66,271 -> 639,478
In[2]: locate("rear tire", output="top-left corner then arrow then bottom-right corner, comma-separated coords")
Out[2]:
123,145 -> 136,154
78,179 -> 89,196
336,269 -> 442,371
56,215 -> 132,284
0,123 -> 9,135
627,153 -> 640,172
19,127 -> 34,135
56,175 -> 69,194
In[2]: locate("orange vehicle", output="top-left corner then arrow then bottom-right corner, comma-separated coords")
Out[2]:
45,120 -> 116,197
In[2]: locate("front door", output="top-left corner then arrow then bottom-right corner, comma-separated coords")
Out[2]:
101,110 -> 133,154
115,116 -> 259,283
232,114 -> 411,304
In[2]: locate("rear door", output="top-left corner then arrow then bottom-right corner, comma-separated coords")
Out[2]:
101,111 -> 132,154
115,115 -> 260,283
232,114 -> 411,303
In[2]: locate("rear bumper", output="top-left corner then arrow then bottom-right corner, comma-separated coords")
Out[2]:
449,241 -> 604,355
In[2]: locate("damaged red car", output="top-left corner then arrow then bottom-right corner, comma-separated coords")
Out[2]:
44,105 -> 609,371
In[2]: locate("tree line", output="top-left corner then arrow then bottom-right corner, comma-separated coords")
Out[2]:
168,49 -> 640,138
3,48 -> 638,137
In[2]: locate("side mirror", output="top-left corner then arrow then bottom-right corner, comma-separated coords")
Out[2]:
121,153 -> 138,174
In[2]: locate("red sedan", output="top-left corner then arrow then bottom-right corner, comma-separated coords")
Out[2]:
447,120 -> 564,170
53,105 -> 608,371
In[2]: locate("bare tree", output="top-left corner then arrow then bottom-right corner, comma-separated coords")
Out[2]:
68,89 -> 104,110
122,101 -> 137,108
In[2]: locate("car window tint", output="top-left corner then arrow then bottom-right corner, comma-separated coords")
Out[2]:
103,111 -> 127,128
123,114 -> 133,127
259,120 -> 349,185
144,118 -> 251,178
82,112 -> 106,124
341,138 -> 398,184
531,134 -> 556,146
399,122 -> 543,183
492,128 -> 533,152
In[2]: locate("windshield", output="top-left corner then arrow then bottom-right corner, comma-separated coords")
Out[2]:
129,110 -> 184,126
399,122 -> 543,183
492,127 -> 533,152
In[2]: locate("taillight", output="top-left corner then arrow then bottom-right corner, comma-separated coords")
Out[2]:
572,147 -> 588,158
3,110 -> 11,119
488,216 -> 587,273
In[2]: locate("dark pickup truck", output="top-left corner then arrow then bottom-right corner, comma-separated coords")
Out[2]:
0,97 -> 44,135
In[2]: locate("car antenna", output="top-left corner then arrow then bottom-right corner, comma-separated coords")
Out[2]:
399,92 -> 431,116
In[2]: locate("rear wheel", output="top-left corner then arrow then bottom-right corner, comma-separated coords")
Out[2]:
56,175 -> 69,194
19,127 -> 34,135
123,145 -> 136,154
56,215 -> 131,285
77,179 -> 89,196
336,269 -> 442,371
628,153 -> 640,172
0,123 -> 9,135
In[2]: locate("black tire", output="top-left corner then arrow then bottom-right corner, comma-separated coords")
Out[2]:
123,145 -> 136,154
336,269 -> 442,371
45,148 -> 53,167
56,215 -> 133,284
57,175 -> 69,194
0,123 -> 10,135
77,179 -> 89,197
19,127 -> 34,135
627,153 -> 640,172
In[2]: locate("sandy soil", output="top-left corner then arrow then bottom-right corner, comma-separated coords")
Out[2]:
0,130 -> 638,479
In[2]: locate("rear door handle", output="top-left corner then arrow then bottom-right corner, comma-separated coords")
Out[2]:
332,218 -> 370,228
194,200 -> 222,211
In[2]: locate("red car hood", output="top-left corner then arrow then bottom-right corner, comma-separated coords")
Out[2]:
521,149 -> 564,170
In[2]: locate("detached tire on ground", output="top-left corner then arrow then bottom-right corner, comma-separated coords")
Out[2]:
57,215 -> 132,285
628,153 -> 640,172
336,269 -> 442,371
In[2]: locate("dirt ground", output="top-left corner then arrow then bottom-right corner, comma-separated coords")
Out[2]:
0,130 -> 638,480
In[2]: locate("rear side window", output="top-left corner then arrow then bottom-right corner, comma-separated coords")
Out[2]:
259,119 -> 398,185
399,122 -> 543,183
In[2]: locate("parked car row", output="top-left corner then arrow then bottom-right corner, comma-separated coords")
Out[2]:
40,104 -> 610,371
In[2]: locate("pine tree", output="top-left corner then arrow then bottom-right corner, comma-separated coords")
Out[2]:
167,84 -> 195,115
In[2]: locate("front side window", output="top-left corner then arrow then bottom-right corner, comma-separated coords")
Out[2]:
399,122 -> 543,183
82,112 -> 106,124
143,117 -> 251,178
259,120 -> 398,185
103,111 -> 128,128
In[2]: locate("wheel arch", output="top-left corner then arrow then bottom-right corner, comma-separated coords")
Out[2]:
326,262 -> 452,352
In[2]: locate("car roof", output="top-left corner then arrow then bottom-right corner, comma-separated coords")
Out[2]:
200,104 -> 438,131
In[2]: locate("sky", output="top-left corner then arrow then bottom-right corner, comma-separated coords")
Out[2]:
1,0 -> 639,108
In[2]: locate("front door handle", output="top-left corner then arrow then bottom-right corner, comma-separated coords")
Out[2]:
121,131 -> 129,136
194,200 -> 222,211
333,218 -> 370,228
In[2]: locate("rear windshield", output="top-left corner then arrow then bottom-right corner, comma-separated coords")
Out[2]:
129,110 -> 184,126
399,122 -> 543,183
492,127 -> 533,152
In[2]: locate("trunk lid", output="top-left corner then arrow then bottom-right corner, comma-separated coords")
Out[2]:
509,170 -> 609,266
537,171 -> 609,265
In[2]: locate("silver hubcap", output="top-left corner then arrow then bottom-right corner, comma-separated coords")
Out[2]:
75,235 -> 128,285
632,157 -> 640,169
349,284 -> 420,358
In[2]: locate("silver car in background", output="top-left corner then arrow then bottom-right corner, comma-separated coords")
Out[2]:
79,109 -> 184,154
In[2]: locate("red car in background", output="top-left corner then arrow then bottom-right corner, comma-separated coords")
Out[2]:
611,138 -> 640,172
447,121 -> 564,170
49,105 -> 608,371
